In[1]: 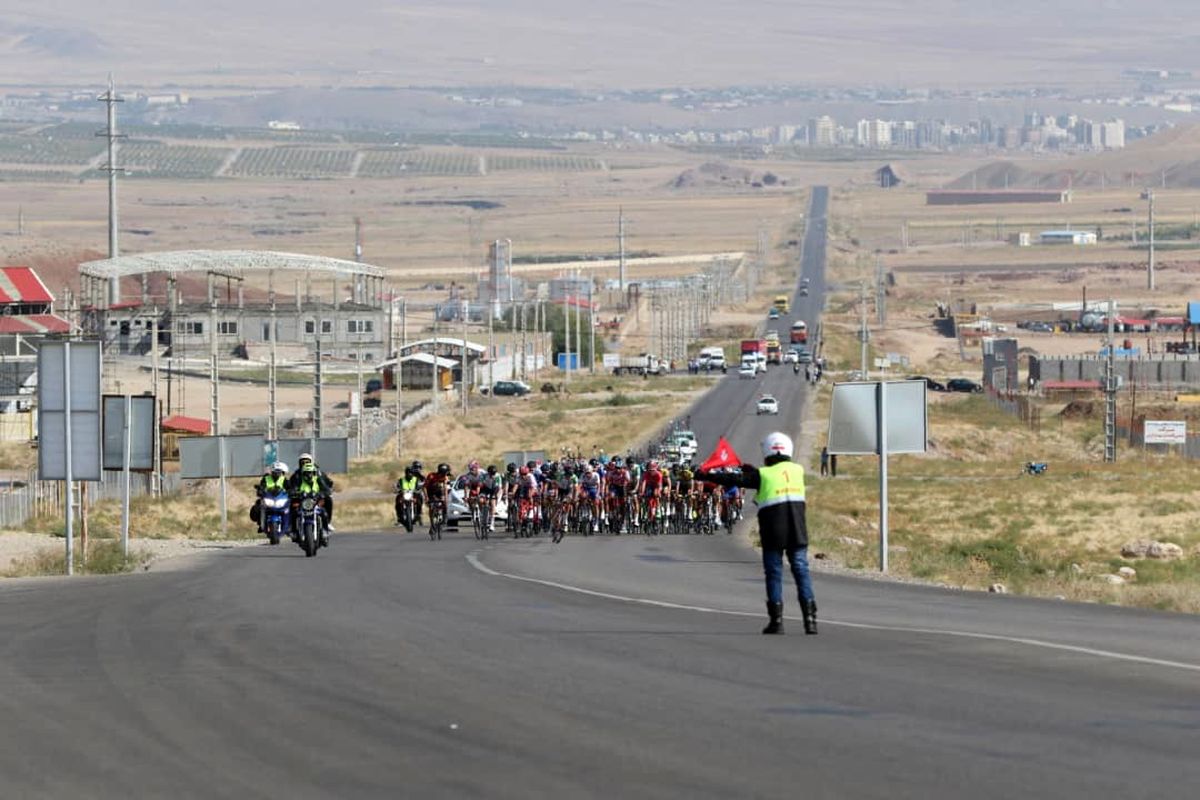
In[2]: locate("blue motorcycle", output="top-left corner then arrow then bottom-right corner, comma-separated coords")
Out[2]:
260,489 -> 292,546
1023,461 -> 1048,476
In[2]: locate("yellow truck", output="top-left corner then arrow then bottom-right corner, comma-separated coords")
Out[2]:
773,294 -> 790,314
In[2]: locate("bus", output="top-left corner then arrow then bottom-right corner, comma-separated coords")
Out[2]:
773,294 -> 790,314
790,320 -> 808,344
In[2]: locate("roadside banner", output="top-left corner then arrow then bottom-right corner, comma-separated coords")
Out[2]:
699,437 -> 742,470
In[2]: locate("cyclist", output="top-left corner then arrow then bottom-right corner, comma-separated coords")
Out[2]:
605,456 -> 631,533
463,460 -> 485,523
423,463 -> 452,527
578,463 -> 604,533
639,459 -> 666,527
675,463 -> 697,524
479,464 -> 501,532
514,465 -> 540,531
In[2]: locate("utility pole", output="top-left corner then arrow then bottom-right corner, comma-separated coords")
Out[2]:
1104,299 -> 1117,463
394,297 -> 404,459
618,208 -> 627,298
574,271 -> 582,378
313,337 -> 324,438
354,216 -> 363,263
588,279 -> 596,373
97,74 -> 124,306
876,256 -> 886,326
16,205 -> 24,236
209,275 -> 219,437
520,302 -> 528,381
860,282 -> 869,379
487,296 -> 495,392
461,300 -> 469,416
1147,189 -> 1156,291
268,273 -> 277,442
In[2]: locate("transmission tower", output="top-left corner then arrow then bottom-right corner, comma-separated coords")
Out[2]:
1104,299 -> 1117,463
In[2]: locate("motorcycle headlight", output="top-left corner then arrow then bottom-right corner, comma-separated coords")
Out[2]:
301,498 -> 316,512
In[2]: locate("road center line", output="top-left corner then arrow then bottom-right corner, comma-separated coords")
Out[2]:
465,550 -> 1200,675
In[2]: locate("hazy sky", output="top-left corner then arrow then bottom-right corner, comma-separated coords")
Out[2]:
2,1 -> 1198,89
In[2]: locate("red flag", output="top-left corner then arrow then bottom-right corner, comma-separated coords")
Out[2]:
699,437 -> 742,471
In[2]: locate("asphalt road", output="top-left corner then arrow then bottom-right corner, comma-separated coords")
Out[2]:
3,185 -> 1198,798
688,185 -> 828,465
1,532 -> 1197,799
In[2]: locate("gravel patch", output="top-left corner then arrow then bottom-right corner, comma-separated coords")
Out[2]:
1,532 -> 263,575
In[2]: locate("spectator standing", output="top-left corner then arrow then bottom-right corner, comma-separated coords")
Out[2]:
820,446 -> 829,477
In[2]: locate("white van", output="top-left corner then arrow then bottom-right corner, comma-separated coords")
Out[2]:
699,346 -> 727,369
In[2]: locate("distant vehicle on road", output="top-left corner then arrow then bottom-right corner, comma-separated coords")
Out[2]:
756,394 -> 779,415
773,294 -> 790,314
768,308 -> 780,320
790,320 -> 808,344
738,362 -> 757,379
910,376 -> 946,392
784,349 -> 798,364
489,380 -> 532,396
946,378 -> 983,393
799,286 -> 809,297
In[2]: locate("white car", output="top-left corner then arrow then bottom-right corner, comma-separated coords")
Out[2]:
784,350 -> 799,364
739,362 -> 757,379
448,475 -> 508,525
756,394 -> 780,415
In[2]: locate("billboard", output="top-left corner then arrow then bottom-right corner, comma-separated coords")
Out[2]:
37,340 -> 103,481
827,380 -> 928,455
275,438 -> 349,475
102,394 -> 156,471
179,435 -> 269,479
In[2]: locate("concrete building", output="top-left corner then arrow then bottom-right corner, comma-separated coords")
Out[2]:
78,250 -> 389,362
1040,230 -> 1097,245
808,116 -> 836,147
0,266 -> 71,414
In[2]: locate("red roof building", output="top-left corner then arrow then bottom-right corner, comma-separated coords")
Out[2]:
0,266 -> 70,336
161,415 -> 212,435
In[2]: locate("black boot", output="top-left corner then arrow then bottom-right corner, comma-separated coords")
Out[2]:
802,600 -> 818,635
762,602 -> 784,635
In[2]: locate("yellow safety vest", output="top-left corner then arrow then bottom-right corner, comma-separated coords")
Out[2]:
298,474 -> 322,494
754,461 -> 806,509
264,474 -> 286,491
400,476 -> 419,492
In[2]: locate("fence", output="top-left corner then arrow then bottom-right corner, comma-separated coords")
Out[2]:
985,388 -> 1042,431
1116,423 -> 1200,460
0,469 -> 180,530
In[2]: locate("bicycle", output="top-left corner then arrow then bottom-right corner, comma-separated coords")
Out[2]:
468,493 -> 484,540
428,497 -> 446,541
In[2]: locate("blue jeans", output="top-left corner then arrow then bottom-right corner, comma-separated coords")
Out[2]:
762,547 -> 815,606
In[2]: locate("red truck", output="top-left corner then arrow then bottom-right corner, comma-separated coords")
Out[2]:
789,320 -> 808,344
740,338 -> 766,369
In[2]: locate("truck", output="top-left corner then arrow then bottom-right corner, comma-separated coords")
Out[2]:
790,320 -> 808,344
611,353 -> 668,376
773,295 -> 790,314
766,339 -> 783,365
740,338 -> 767,372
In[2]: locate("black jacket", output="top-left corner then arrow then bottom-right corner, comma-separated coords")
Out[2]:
698,455 -> 808,551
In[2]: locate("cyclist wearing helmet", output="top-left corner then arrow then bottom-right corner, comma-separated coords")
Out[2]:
286,453 -> 335,531
251,460 -> 290,533
697,432 -> 817,636
479,465 -> 501,532
423,463 -> 452,524
578,463 -> 604,532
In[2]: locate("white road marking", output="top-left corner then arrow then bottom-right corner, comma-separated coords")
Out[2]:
466,551 -> 1200,675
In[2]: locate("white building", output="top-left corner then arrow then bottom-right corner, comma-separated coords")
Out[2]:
1040,230 -> 1097,245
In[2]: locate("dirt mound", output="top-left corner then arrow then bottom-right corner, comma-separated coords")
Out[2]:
950,125 -> 1200,190
670,161 -> 777,190
1059,400 -> 1100,419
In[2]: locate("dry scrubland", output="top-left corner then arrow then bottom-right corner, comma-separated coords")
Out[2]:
805,167 -> 1200,611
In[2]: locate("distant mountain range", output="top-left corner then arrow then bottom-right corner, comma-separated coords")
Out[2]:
1,1 -> 1198,90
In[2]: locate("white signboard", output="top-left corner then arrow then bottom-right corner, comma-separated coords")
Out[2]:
602,353 -> 621,368
828,380 -> 928,455
1144,420 -> 1187,445
180,435 -> 269,479
37,340 -> 103,481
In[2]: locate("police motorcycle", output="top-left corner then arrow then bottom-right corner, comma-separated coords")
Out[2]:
395,478 -> 417,533
292,490 -> 329,557
255,462 -> 292,546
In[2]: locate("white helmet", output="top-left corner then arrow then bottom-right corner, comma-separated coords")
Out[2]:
272,461 -> 288,473
761,432 -> 793,459
299,452 -> 313,463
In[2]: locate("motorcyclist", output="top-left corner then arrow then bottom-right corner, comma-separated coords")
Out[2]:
251,461 -> 289,533
290,459 -> 332,540
408,460 -> 426,523
394,465 -> 421,527
287,453 -> 335,532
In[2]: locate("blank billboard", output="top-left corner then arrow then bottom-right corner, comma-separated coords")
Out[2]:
827,380 -> 928,455
102,395 -> 156,471
37,341 -> 102,481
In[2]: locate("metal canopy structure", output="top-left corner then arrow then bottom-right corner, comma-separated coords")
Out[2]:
79,250 -> 386,281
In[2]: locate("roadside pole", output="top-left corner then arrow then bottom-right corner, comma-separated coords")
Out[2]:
121,394 -> 132,558
218,435 -> 228,537
64,340 -> 74,575
877,381 -> 889,573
